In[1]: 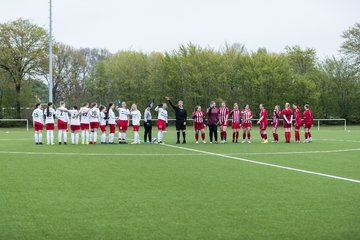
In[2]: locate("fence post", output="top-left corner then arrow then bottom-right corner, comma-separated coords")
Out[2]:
317,120 -> 320,131
345,119 -> 347,131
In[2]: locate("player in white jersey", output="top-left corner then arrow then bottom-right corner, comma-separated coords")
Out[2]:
99,105 -> 107,144
43,102 -> 56,145
56,101 -> 69,144
107,102 -> 116,144
89,102 -> 100,144
117,101 -> 130,144
130,104 -> 141,144
155,103 -> 168,144
79,103 -> 90,144
68,106 -> 81,144
32,103 -> 44,144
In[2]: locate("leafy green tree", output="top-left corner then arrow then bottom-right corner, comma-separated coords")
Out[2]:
341,23 -> 360,68
0,19 -> 48,118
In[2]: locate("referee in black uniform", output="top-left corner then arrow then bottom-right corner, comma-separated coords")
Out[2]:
165,96 -> 187,144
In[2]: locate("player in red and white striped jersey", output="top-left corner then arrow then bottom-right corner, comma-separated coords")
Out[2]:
293,103 -> 302,143
56,101 -> 69,145
79,103 -> 90,144
257,104 -> 269,144
272,105 -> 281,143
241,104 -> 253,143
282,102 -> 293,143
44,102 -> 56,145
192,105 -> 206,144
32,103 -> 43,144
218,101 -> 229,144
303,104 -> 313,143
230,103 -> 241,143
89,102 -> 100,144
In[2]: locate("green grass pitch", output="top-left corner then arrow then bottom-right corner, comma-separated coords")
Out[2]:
0,126 -> 359,240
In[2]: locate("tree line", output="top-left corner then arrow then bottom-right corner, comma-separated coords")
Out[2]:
0,19 -> 359,122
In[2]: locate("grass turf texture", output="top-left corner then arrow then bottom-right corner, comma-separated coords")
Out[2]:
0,126 -> 359,240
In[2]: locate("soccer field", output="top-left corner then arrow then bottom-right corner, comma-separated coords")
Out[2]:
0,126 -> 359,240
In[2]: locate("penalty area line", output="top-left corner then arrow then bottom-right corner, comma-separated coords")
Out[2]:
163,144 -> 360,184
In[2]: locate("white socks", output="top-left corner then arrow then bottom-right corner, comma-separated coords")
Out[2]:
34,133 -> 38,143
109,133 -> 114,143
158,131 -> 163,142
58,130 -> 62,143
134,131 -> 139,143
101,132 -> 106,143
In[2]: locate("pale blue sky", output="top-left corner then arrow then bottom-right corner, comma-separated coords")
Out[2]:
1,0 -> 359,59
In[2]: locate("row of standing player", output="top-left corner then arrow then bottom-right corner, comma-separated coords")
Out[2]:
31,99 -> 313,145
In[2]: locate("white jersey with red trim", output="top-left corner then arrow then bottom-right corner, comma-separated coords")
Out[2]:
89,107 -> 100,123
32,108 -> 44,124
43,107 -> 56,124
155,106 -> 168,122
79,107 -> 90,124
108,108 -> 116,124
192,111 -> 205,123
117,108 -> 130,121
100,112 -> 106,126
56,108 -> 69,123
131,110 -> 141,126
68,110 -> 80,126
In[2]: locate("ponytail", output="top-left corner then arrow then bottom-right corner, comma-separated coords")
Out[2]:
47,102 -> 52,117
106,102 -> 114,119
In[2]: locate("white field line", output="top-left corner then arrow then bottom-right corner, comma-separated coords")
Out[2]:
225,148 -> 360,156
163,144 -> 360,184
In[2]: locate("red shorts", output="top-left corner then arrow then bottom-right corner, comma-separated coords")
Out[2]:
305,123 -> 312,129
272,122 -> 279,129
219,121 -> 228,127
34,122 -> 43,131
109,124 -> 116,134
194,122 -> 205,131
232,122 -> 240,130
71,125 -> 81,131
46,123 -> 54,130
81,123 -> 89,130
242,122 -> 252,128
118,120 -> 128,131
100,125 -> 106,133
283,122 -> 292,128
90,122 -> 99,129
133,125 -> 140,131
259,122 -> 268,130
58,120 -> 68,130
157,119 -> 166,131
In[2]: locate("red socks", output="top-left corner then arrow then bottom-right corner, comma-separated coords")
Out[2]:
247,133 -> 251,140
295,131 -> 300,141
235,132 -> 239,140
243,133 -> 246,139
195,133 -> 199,141
233,132 -> 235,141
201,133 -> 205,141
285,132 -> 291,142
263,133 -> 267,140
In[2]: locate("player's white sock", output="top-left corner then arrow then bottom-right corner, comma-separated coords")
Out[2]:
63,131 -> 67,143
123,132 -> 126,141
34,133 -> 38,143
75,133 -> 79,144
39,133 -> 42,143
47,131 -> 50,144
50,130 -> 54,144
109,133 -> 114,143
101,132 -> 106,143
93,131 -> 97,143
89,131 -> 93,142
86,130 -> 89,143
58,130 -> 62,143
118,132 -> 121,140
71,133 -> 75,144
134,132 -> 139,143
82,131 -> 85,143
158,131 -> 162,142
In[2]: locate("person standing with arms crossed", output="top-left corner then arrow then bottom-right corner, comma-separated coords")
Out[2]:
207,101 -> 219,144
165,97 -> 187,144
143,100 -> 154,144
